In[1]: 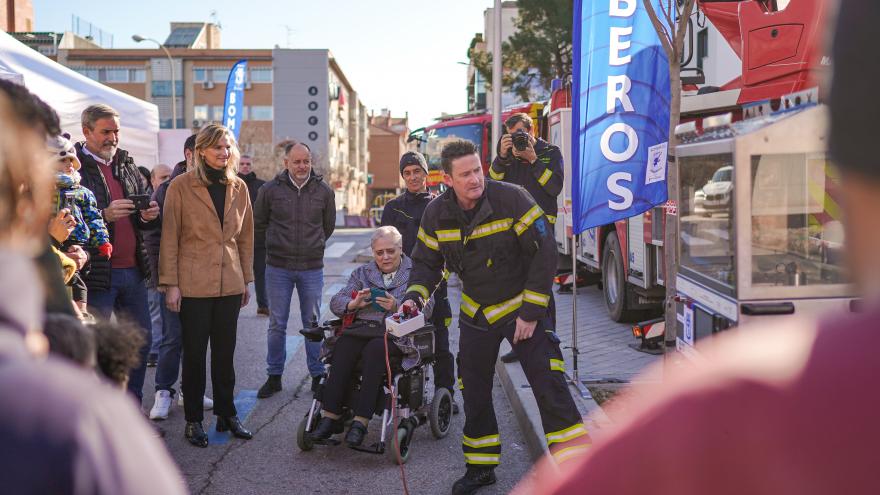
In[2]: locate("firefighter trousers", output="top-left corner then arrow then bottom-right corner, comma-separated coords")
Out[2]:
458,317 -> 591,467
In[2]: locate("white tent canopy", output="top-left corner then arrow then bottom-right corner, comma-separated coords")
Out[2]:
0,31 -> 160,167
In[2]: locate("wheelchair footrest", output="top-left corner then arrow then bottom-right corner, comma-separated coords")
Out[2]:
350,442 -> 385,455
311,438 -> 341,446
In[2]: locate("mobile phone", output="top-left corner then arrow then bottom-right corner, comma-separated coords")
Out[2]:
370,287 -> 387,311
129,194 -> 151,210
60,192 -> 76,213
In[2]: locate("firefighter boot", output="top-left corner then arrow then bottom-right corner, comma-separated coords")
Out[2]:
451,466 -> 497,495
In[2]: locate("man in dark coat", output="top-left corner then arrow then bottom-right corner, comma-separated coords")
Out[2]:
238,153 -> 268,315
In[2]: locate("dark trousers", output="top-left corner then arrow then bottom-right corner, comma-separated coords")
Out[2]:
322,334 -> 402,420
179,294 -> 242,422
458,317 -> 588,467
432,323 -> 455,394
89,267 -> 152,403
254,246 -> 268,309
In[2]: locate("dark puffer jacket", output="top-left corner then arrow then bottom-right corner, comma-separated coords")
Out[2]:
75,143 -> 158,290
253,170 -> 336,271
239,171 -> 266,249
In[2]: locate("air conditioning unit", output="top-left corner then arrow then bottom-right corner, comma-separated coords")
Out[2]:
202,81 -> 215,90
245,81 -> 252,90
192,119 -> 203,128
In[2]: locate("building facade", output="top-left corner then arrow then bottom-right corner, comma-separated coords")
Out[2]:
40,23 -> 369,216
366,111 -> 410,220
1,0 -> 33,32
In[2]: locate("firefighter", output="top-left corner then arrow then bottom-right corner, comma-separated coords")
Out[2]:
401,140 -> 590,495
380,151 -> 457,412
490,113 -> 564,363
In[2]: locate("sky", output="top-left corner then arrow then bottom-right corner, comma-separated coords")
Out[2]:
33,0 -> 495,129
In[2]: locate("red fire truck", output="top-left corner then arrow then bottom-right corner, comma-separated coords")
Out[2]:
408,102 -> 545,188
549,0 -> 847,343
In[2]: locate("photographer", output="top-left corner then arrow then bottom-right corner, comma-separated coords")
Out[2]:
489,112 -> 564,363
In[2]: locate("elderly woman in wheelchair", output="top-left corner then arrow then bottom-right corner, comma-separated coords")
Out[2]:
306,226 -> 422,447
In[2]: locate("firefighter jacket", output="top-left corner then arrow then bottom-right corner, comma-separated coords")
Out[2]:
489,137 -> 564,225
404,180 -> 556,327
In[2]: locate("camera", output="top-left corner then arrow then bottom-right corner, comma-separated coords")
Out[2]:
512,129 -> 530,151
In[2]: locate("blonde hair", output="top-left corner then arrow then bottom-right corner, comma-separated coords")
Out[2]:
0,93 -> 51,253
192,124 -> 240,186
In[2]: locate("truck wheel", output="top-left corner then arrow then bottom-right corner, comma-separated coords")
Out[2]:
602,232 -> 635,322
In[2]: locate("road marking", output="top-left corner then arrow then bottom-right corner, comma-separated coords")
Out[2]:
319,282 -> 345,318
324,242 -> 354,258
208,335 -> 303,445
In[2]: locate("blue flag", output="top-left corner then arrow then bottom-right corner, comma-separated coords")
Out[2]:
572,0 -> 670,233
222,59 -> 248,140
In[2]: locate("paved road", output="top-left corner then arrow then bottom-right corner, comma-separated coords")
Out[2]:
143,228 -> 534,495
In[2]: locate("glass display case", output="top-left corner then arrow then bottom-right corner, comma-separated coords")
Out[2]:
674,104 -> 855,348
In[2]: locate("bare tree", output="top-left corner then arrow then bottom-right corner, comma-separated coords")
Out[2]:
643,0 -> 697,352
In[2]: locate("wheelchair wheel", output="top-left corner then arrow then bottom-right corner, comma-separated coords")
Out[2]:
386,425 -> 411,464
429,388 -> 453,439
296,415 -> 315,452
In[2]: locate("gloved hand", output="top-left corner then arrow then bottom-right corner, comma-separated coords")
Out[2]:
98,242 -> 113,259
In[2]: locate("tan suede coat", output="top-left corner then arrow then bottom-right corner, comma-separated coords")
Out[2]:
159,171 -> 254,297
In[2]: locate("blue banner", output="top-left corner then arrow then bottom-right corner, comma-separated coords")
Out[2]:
222,59 -> 248,140
572,0 -> 670,233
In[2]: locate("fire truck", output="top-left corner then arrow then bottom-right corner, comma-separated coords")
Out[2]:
549,0 -> 855,351
408,102 -> 545,189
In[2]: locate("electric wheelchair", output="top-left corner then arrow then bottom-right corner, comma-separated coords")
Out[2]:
295,319 -> 453,464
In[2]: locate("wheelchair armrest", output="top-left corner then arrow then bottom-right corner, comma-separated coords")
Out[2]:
322,318 -> 344,327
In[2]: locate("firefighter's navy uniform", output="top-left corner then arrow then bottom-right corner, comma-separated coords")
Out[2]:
380,190 -> 455,394
404,180 -> 590,467
490,138 -> 564,330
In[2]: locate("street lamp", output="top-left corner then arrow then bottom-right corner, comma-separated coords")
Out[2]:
132,34 -> 177,129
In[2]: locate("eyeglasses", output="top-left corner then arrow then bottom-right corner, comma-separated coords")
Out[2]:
374,247 -> 397,257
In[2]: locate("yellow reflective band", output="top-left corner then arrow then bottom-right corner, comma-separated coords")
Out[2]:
522,289 -> 550,307
442,268 -> 451,280
463,434 -> 501,448
552,444 -> 591,464
436,229 -> 462,242
545,423 -> 588,446
460,293 -> 480,318
457,377 -> 464,390
538,168 -> 552,186
444,317 -> 453,327
482,294 -> 523,324
489,167 -> 505,180
550,358 -> 565,373
467,218 -> 513,242
464,453 -> 500,465
417,227 -> 439,251
514,205 -> 544,235
546,215 -> 557,224
407,284 -> 429,301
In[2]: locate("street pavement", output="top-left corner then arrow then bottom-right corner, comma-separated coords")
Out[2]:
142,228 -> 535,495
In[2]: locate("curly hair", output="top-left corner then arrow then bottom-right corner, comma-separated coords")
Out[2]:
91,317 -> 145,386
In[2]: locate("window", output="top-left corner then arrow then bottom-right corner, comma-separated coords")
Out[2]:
130,69 -> 146,83
74,67 -> 99,81
212,69 -> 230,83
193,105 -> 209,122
193,68 -> 207,82
104,68 -> 129,83
212,106 -> 225,120
250,68 -> 273,83
678,153 -> 736,292
151,81 -> 184,97
248,106 -> 273,121
750,154 -> 847,287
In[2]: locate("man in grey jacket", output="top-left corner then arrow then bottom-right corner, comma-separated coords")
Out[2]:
254,141 -> 336,398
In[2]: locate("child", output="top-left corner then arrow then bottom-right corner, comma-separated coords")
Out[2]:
49,133 -> 112,318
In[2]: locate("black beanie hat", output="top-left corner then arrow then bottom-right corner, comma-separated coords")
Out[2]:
399,151 -> 428,175
829,0 -> 880,179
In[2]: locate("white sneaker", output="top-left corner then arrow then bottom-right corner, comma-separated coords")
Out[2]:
149,390 -> 172,420
178,392 -> 214,410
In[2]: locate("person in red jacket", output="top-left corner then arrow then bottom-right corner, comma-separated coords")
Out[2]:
515,2 -> 880,494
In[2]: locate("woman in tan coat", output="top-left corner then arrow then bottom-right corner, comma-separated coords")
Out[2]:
159,124 -> 254,448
